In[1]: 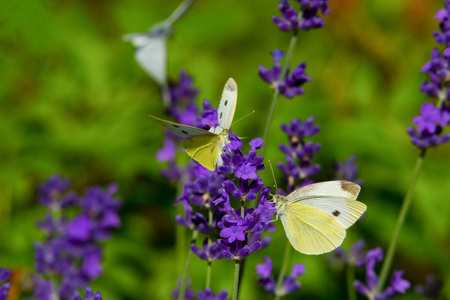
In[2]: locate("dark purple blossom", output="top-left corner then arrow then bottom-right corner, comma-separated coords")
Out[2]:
415,274 -> 444,300
220,219 -> 247,243
278,118 -> 321,192
33,175 -> 121,300
407,102 -> 450,149
0,268 -> 11,300
256,257 -> 306,296
333,155 -> 363,186
433,1 -> 450,56
353,248 -> 411,300
197,288 -> 230,300
258,50 -> 311,99
297,0 -> 330,30
272,0 -> 330,32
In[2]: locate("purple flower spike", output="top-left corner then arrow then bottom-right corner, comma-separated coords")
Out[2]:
197,288 -> 230,300
353,247 -> 411,300
297,0 -> 330,30
171,278 -> 195,300
278,62 -> 311,99
33,175 -> 121,300
0,268 -> 11,300
220,220 -> 247,243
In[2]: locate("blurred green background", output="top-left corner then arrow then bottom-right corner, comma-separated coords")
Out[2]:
1,0 -> 449,299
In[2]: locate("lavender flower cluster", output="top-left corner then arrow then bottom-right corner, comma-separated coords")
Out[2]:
277,117 -> 321,193
33,174 -> 121,300
259,49 -> 311,99
273,0 -> 330,31
353,248 -> 410,300
408,0 -> 450,148
256,257 -> 305,297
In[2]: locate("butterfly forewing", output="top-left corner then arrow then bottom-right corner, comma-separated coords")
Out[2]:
287,181 -> 361,204
217,78 -> 237,130
149,115 -> 213,138
183,134 -> 222,171
281,202 -> 346,255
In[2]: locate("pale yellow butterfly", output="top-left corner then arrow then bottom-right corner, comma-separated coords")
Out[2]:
273,180 -> 366,255
150,78 -> 238,171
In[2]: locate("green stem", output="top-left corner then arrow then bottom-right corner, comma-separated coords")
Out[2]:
274,239 -> 292,300
261,32 -> 299,155
178,230 -> 198,300
166,0 -> 195,25
346,265 -> 356,300
232,260 -> 242,300
206,208 -> 213,288
375,149 -> 426,292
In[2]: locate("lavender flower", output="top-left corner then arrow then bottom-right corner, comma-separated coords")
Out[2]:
415,274 -> 443,300
34,175 -> 121,300
190,238 -> 224,262
72,287 -> 108,300
156,70 -> 200,182
0,268 -> 11,300
277,117 -> 321,192
333,155 -> 363,185
256,257 -> 306,297
353,248 -> 410,300
259,49 -> 311,99
412,1 -> 450,149
407,102 -> 450,149
197,288 -> 230,300
272,0 -> 330,32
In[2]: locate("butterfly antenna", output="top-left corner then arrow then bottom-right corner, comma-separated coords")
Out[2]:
231,110 -> 255,127
268,160 -> 278,193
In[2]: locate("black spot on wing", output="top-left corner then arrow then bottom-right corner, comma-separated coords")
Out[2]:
225,100 -> 228,106
173,125 -> 179,128
182,130 -> 188,135
220,112 -> 223,119
332,210 -> 340,217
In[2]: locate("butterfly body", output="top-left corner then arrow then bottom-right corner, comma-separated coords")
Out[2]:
151,78 -> 237,171
273,180 -> 366,255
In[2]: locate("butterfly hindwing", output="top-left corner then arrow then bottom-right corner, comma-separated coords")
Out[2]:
217,78 -> 237,130
183,134 -> 221,171
298,197 -> 367,229
280,202 -> 346,255
149,115 -> 212,138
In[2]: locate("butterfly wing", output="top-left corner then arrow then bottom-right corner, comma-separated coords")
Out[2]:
149,115 -> 213,138
280,202 -> 346,255
217,78 -> 237,130
287,180 -> 361,203
183,134 -> 221,171
124,32 -> 167,85
286,181 -> 366,229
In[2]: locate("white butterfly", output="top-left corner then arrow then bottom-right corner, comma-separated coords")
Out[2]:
150,78 -> 238,171
273,180 -> 367,255
123,24 -> 172,86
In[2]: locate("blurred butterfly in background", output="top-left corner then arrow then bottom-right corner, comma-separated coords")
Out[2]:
150,78 -> 238,171
123,0 -> 195,106
273,180 -> 367,255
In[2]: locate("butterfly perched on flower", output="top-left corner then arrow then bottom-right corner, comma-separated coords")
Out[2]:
150,78 -> 238,171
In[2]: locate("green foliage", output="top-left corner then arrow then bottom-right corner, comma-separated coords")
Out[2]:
1,0 -> 449,299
